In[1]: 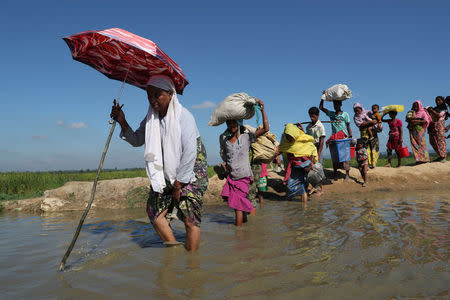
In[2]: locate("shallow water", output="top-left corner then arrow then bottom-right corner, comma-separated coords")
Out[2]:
1,190 -> 449,299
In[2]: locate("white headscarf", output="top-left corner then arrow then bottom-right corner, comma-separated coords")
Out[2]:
144,75 -> 182,193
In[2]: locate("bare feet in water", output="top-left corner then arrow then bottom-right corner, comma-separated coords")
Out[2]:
308,187 -> 318,196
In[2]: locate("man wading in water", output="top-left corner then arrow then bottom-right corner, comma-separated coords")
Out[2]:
111,75 -> 208,251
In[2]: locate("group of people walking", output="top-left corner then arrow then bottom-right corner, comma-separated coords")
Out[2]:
110,74 -> 449,250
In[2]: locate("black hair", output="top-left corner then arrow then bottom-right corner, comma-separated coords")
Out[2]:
372,104 -> 380,109
388,111 -> 398,117
445,96 -> 450,105
356,138 -> 365,146
333,100 -> 342,112
435,96 -> 447,113
308,106 -> 320,115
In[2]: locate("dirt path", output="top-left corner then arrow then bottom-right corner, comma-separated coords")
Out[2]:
2,161 -> 449,212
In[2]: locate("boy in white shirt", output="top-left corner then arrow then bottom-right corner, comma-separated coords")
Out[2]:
306,107 -> 326,196
306,107 -> 326,162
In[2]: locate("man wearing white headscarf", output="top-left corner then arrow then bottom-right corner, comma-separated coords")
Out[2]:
111,75 -> 208,251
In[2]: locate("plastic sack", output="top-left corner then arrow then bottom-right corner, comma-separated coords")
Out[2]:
209,93 -> 256,126
380,105 -> 404,117
321,84 -> 352,101
251,129 -> 279,164
307,163 -> 326,187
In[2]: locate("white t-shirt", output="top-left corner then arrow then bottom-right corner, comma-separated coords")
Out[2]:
306,120 -> 326,144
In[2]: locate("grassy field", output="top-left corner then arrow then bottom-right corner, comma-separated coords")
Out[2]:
0,169 -> 147,201
1,153 -> 448,202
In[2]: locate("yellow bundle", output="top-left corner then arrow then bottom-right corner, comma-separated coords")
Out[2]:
251,128 -> 279,164
279,123 -> 318,161
381,105 -> 404,116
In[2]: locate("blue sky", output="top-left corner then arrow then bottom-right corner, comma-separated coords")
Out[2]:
1,0 -> 449,171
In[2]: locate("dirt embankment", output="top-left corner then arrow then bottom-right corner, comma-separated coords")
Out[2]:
2,162 -> 449,213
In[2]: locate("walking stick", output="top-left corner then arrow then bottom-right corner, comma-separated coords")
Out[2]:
59,59 -> 133,271
59,121 -> 116,271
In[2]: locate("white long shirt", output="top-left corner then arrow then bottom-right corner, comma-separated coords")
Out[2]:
120,107 -> 200,184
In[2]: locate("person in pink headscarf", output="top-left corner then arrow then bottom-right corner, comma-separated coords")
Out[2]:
406,100 -> 431,163
353,103 -> 380,168
426,96 -> 448,161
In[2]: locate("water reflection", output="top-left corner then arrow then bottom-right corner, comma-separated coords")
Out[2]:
0,189 -> 448,299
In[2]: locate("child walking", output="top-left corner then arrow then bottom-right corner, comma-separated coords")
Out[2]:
257,162 -> 268,207
356,139 -> 369,187
306,107 -> 326,162
219,99 -> 269,226
382,111 -> 403,167
306,106 -> 326,195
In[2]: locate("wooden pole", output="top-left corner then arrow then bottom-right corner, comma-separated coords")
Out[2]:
59,120 -> 116,271
300,120 -> 333,124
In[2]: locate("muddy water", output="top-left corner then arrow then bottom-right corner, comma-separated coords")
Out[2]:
1,190 -> 449,299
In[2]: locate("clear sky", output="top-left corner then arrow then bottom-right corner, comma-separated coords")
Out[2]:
1,0 -> 449,171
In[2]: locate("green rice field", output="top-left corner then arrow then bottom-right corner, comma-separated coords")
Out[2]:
1,154 -> 448,201
0,169 -> 147,201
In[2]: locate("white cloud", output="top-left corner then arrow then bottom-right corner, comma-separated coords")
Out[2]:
31,135 -> 47,140
70,122 -> 88,129
191,101 -> 216,109
56,120 -> 63,126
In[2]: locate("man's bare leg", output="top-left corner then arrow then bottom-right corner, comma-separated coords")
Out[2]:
185,221 -> 200,251
153,209 -> 177,243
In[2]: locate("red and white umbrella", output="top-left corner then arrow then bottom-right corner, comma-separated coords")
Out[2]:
63,27 -> 189,94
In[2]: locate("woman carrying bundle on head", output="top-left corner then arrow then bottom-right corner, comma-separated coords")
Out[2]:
320,98 -> 352,180
278,123 -> 318,203
219,99 -> 269,227
381,110 -> 403,168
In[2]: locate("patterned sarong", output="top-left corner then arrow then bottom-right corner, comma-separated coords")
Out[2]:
146,137 -> 208,227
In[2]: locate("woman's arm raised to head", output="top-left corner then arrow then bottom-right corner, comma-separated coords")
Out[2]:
319,99 -> 328,114
254,98 -> 269,138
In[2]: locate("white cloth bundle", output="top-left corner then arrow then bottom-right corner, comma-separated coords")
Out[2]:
208,93 -> 256,126
307,163 -> 326,187
321,84 -> 352,101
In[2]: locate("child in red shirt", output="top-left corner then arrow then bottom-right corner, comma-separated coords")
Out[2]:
382,111 -> 403,167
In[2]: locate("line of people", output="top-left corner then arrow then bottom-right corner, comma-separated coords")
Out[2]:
110,75 -> 449,247
218,94 -> 449,227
